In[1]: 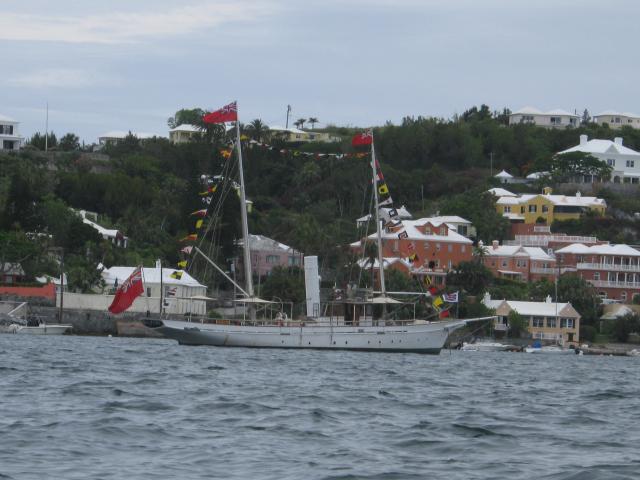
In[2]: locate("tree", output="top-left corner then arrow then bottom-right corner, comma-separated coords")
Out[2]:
260,266 -> 305,307
59,133 -> 80,151
246,119 -> 269,142
294,118 -> 306,130
27,132 -> 57,150
308,117 -> 319,129
167,108 -> 206,129
507,310 -> 528,338
536,151 -> 613,183
531,274 -> 601,325
446,260 -> 493,296
581,109 -> 591,125
611,313 -> 640,343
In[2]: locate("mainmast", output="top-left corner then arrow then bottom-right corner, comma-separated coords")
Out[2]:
370,134 -> 387,297
235,108 -> 254,297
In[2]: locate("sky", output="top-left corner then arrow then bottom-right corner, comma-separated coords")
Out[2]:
1,0 -> 638,143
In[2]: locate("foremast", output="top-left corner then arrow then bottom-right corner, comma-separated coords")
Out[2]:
234,109 -> 254,298
370,134 -> 387,297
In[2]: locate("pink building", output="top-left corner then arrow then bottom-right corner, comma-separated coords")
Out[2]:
555,243 -> 640,302
481,240 -> 556,282
237,234 -> 304,278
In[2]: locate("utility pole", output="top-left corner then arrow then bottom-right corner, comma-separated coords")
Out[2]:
58,249 -> 64,324
286,105 -> 291,129
45,102 -> 49,152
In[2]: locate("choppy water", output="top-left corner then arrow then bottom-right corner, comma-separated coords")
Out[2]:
1,335 -> 640,480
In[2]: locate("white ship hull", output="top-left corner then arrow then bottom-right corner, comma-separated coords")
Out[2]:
145,318 -> 476,354
8,324 -> 72,335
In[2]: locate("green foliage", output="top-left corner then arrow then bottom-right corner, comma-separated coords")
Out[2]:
530,274 -> 601,325
59,133 -> 80,151
610,313 -> 640,343
488,277 -> 529,301
535,151 -> 613,183
580,325 -> 597,343
27,132 -> 57,150
507,310 -> 528,338
260,266 -> 306,305
168,108 -> 206,129
446,260 -> 493,295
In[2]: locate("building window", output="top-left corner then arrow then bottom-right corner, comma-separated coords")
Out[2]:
461,245 -> 466,253
627,160 -> 635,168
547,317 -> 557,328
266,255 -> 280,264
448,244 -> 452,252
594,272 -> 600,281
550,117 -> 562,125
560,318 -> 575,329
440,227 -> 446,235
528,205 -> 537,213
621,291 -> 627,301
448,260 -> 452,269
147,287 -> 152,297
436,243 -> 441,251
288,256 -> 300,266
424,241 -> 429,249
504,206 -> 511,213
532,317 -> 544,328
521,207 -> 525,214
501,260 -> 508,267
607,159 -> 615,167
542,205 -> 549,213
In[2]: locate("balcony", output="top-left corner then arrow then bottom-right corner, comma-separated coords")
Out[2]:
577,262 -> 640,273
589,280 -> 640,289
530,266 -> 576,275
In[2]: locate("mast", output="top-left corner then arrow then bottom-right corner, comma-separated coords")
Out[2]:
235,107 -> 254,297
370,134 -> 387,297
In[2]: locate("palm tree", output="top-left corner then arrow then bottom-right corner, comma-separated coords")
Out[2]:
294,118 -> 306,130
308,117 -> 319,130
246,119 -> 269,142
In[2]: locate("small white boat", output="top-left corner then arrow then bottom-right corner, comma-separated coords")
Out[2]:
460,342 -> 513,352
8,323 -> 72,335
524,345 -> 574,355
627,349 -> 640,357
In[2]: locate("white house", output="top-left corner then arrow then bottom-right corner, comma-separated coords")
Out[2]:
558,134 -> 640,183
0,114 -> 22,151
592,110 -> 640,130
97,131 -> 164,146
509,107 -> 579,129
76,210 -> 128,248
267,125 -> 341,143
169,124 -> 203,144
102,265 -> 207,315
494,169 -> 515,184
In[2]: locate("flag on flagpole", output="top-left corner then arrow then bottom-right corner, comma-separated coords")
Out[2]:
169,271 -> 183,280
203,101 -> 237,124
180,234 -> 197,242
108,267 -> 144,314
181,246 -> 193,254
432,295 -> 444,309
443,291 -> 459,303
190,209 -> 207,217
439,309 -> 450,319
352,130 -> 373,146
177,260 -> 188,268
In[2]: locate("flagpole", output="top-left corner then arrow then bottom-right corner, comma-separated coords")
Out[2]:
159,259 -> 163,317
141,265 -> 150,316
370,132 -> 386,297
235,104 -> 254,298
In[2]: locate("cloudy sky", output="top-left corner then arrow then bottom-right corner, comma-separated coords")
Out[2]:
1,0 -> 637,143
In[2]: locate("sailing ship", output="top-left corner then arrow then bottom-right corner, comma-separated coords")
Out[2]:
143,102 -> 491,353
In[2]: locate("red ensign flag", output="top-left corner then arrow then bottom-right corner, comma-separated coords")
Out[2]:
352,130 -> 373,146
203,101 -> 238,124
108,267 -> 144,314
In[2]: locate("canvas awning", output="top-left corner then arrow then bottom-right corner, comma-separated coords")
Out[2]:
369,296 -> 403,304
234,296 -> 276,304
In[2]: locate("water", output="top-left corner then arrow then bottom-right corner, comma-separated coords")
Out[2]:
1,335 -> 639,480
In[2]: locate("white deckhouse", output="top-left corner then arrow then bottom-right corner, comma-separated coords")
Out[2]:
0,114 -> 22,151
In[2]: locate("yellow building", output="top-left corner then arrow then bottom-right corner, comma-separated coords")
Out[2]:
492,187 -> 606,224
267,126 -> 342,143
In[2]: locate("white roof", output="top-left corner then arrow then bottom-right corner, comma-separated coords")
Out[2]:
102,266 -> 205,288
0,114 -> 18,123
487,187 -> 516,197
556,243 -> 640,257
594,110 -> 640,119
503,300 -> 575,317
511,107 -> 578,117
559,138 -> 640,156
512,106 -> 543,115
495,169 -> 513,178
545,109 -> 578,117
495,193 -> 606,208
375,218 -> 473,244
268,125 -> 306,134
82,217 -> 125,239
484,245 -> 554,261
98,131 -> 165,140
526,171 -> 550,179
428,215 -> 471,225
169,124 -> 202,133
357,205 -> 413,224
